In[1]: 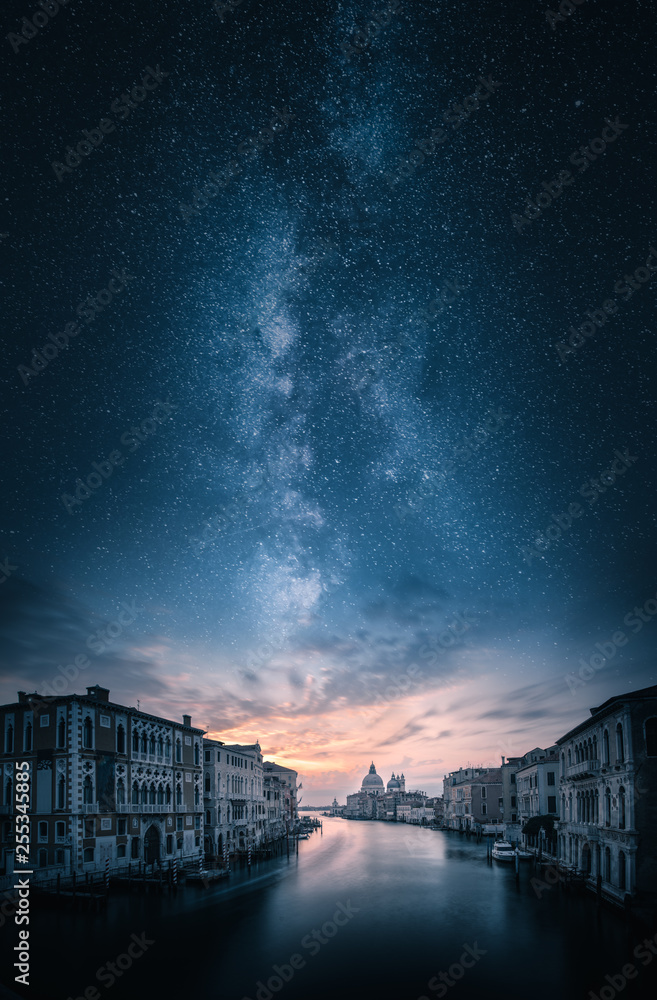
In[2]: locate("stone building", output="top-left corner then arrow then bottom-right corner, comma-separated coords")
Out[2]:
515,747 -> 559,847
442,767 -> 502,830
202,739 -> 267,858
0,685 -> 204,883
556,683 -> 657,909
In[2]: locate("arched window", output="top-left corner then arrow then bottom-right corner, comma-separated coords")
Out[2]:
5,777 -> 12,806
604,846 -> 611,882
561,752 -> 565,777
218,805 -> 221,823
149,735 -> 155,755
83,775 -> 93,804
132,730 -> 139,752
140,733 -> 147,754
194,744 -> 200,766
618,850 -> 627,890
149,783 -> 156,805
5,724 -> 13,753
568,793 -> 572,821
24,723 -> 32,752
117,779 -> 125,805
194,787 -> 200,806
57,776 -> 65,809
616,723 -> 625,763
206,810 -> 211,824
117,725 -> 126,754
645,718 -> 657,757
593,734 -> 598,760
165,785 -> 171,804
175,739 -> 182,763
165,737 -> 171,759
603,730 -> 610,765
58,718 -> 66,748
618,787 -> 626,829
605,787 -> 611,827
132,782 -> 139,805
83,717 -> 93,749
156,737 -> 163,757
157,784 -> 164,805
567,748 -> 572,767
204,773 -> 211,793
176,785 -> 182,806
141,784 -> 148,805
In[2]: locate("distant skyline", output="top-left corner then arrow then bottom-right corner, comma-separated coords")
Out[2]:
2,0 -> 656,806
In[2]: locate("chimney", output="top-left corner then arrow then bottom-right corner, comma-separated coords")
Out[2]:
501,755 -> 506,765
86,686 -> 110,702
183,714 -> 191,728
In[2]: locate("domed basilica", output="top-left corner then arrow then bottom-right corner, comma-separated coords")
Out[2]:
348,761 -> 425,822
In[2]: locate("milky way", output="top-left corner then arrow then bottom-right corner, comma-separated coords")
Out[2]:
2,0 -> 656,798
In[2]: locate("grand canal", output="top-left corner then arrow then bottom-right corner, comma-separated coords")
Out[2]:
3,818 -> 656,999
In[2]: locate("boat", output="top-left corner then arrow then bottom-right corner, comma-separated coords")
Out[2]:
491,841 -> 532,862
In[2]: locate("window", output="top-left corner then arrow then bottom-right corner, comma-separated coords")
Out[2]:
118,818 -> 127,835
157,737 -> 163,756
149,736 -> 155,755
116,778 -> 125,805
603,730 -> 610,765
618,850 -> 627,890
481,804 -> 487,815
481,787 -> 486,799
5,724 -> 13,752
166,834 -> 173,854
510,773 -> 515,784
84,847 -> 95,863
511,796 -> 516,807
117,844 -> 126,858
40,715 -> 49,728
204,774 -> 211,793
24,723 -> 32,752
175,739 -> 182,763
131,838 -> 140,859
206,810 -> 212,824
548,796 -> 557,814
217,751 -> 221,762
547,772 -> 555,786
132,782 -> 139,805
83,717 -> 93,749
165,737 -> 171,759
176,786 -> 182,806
194,787 -> 200,807
83,775 -> 93,804
604,846 -> 611,882
57,776 -> 65,809
157,784 -> 164,805
194,744 -> 200,765
619,787 -> 626,830
205,750 -> 211,763
38,821 -> 48,842
117,725 -> 126,754
605,787 -> 611,827
132,730 -> 140,752
141,785 -> 148,805
149,783 -> 156,805
176,818 -> 183,831
84,819 -> 94,838
141,733 -> 147,754
195,815 -> 201,829
56,821 -> 66,841
646,718 -> 657,757
616,723 -> 625,763
57,717 -> 66,748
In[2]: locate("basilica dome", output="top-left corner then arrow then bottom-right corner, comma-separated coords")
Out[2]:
361,762 -> 384,794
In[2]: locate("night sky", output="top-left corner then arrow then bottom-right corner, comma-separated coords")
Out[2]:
2,0 -> 656,801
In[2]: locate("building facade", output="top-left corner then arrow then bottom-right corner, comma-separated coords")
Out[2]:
1,686 -> 204,884
556,684 -> 657,908
442,767 -> 502,831
203,739 -> 267,858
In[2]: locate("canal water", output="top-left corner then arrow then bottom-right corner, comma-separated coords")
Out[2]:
2,817 -> 656,999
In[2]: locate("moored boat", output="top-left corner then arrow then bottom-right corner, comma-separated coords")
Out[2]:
491,840 -> 532,862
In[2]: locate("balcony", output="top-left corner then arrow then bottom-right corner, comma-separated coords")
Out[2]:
82,803 -> 97,813
566,760 -> 600,780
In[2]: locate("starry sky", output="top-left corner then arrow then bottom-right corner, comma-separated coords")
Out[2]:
1,0 -> 656,802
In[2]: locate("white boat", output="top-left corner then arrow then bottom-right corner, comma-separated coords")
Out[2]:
491,841 -> 532,862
